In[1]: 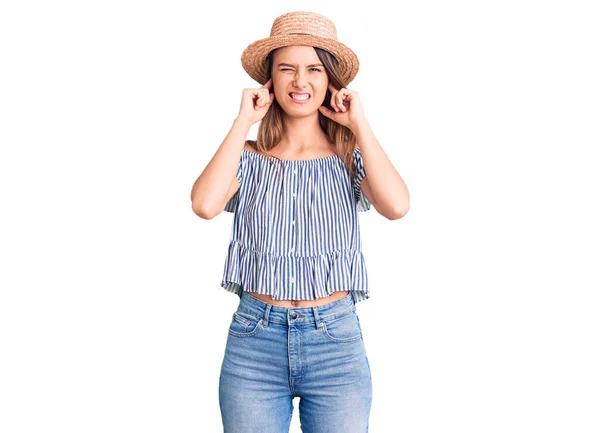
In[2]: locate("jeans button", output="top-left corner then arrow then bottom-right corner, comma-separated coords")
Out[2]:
291,312 -> 297,319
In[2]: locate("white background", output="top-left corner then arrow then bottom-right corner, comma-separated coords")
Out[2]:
1,0 -> 599,432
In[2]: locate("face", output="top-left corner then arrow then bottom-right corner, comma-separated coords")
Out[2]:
270,46 -> 329,116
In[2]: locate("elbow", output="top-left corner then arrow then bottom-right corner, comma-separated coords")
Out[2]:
390,205 -> 410,220
391,194 -> 410,220
191,201 -> 218,220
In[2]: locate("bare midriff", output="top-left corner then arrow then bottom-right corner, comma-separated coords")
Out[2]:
246,290 -> 350,307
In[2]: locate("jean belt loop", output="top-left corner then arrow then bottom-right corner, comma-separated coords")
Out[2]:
312,306 -> 321,330
263,304 -> 272,328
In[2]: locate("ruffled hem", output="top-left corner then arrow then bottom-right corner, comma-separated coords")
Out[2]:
220,241 -> 370,303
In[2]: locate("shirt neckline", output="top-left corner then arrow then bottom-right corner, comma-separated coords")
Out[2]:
243,149 -> 341,163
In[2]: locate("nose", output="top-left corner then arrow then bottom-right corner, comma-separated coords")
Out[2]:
293,70 -> 308,88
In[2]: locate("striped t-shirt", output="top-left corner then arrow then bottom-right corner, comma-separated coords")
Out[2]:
221,146 -> 372,304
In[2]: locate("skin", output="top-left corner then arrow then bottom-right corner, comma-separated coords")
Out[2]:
193,47 -> 408,302
246,46 -> 354,307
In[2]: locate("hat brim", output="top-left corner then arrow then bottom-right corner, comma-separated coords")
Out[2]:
241,35 -> 359,86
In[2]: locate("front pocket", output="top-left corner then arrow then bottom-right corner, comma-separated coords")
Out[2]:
229,310 -> 263,337
321,309 -> 362,343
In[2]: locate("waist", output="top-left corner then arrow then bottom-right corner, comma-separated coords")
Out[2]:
246,290 -> 350,308
238,290 -> 356,326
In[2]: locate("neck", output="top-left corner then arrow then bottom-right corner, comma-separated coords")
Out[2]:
280,112 -> 329,151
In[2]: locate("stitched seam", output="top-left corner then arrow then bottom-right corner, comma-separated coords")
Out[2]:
229,319 -> 263,337
236,308 -> 260,322
321,322 -> 362,342
320,305 -> 356,322
232,312 -> 251,326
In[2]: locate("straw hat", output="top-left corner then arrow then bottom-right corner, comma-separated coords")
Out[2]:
241,11 -> 360,87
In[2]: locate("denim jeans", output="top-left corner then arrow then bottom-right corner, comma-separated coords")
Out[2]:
219,291 -> 372,432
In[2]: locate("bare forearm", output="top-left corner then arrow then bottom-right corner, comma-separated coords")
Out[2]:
190,117 -> 252,218
352,119 -> 410,216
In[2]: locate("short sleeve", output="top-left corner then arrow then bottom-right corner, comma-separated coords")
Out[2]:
224,151 -> 245,213
353,148 -> 372,212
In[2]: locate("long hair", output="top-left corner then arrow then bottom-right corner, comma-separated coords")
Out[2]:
246,47 -> 358,180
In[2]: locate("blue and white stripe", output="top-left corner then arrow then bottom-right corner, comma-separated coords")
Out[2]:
221,147 -> 372,303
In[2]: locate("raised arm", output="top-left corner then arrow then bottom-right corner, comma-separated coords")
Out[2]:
190,79 -> 274,219
190,118 -> 252,219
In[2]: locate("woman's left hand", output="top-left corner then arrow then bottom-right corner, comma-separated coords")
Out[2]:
318,83 -> 365,131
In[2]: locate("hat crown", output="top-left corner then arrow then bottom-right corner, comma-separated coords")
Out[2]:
241,11 -> 359,86
270,11 -> 338,41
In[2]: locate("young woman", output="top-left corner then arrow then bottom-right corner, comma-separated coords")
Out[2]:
190,11 -> 409,433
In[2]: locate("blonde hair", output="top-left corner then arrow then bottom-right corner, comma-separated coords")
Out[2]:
246,47 -> 358,179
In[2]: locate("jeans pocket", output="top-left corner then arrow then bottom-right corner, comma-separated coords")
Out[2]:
321,308 -> 362,343
228,309 -> 264,337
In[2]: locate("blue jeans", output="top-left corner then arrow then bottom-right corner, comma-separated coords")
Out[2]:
219,291 -> 372,432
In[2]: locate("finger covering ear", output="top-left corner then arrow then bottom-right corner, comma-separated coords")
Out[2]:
319,105 -> 334,118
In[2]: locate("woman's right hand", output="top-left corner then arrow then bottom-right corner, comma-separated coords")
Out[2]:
237,78 -> 275,125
